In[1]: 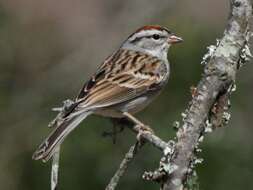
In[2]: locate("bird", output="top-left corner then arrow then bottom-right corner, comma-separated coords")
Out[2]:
32,25 -> 183,162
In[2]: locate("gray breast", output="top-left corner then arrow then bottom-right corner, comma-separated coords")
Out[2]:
155,60 -> 170,86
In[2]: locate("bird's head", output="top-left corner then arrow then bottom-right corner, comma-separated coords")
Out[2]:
122,25 -> 183,59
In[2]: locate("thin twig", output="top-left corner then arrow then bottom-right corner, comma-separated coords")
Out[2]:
105,142 -> 142,190
51,146 -> 61,190
127,124 -> 168,151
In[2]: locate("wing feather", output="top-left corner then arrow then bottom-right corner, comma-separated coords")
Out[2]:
76,49 -> 167,109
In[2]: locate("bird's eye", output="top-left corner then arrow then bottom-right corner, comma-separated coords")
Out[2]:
152,34 -> 160,40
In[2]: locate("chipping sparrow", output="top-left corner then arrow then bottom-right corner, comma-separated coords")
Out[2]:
33,25 -> 183,162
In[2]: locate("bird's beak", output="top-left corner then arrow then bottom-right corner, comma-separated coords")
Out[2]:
168,35 -> 183,44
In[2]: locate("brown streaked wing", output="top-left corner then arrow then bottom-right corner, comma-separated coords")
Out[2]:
76,49 -> 128,100
76,49 -> 165,109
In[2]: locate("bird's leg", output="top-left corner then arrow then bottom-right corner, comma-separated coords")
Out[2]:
112,123 -> 117,144
122,112 -> 153,132
102,119 -> 125,144
111,119 -> 125,144
122,112 -> 154,142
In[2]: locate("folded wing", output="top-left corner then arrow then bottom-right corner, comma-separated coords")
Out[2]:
76,49 -> 166,110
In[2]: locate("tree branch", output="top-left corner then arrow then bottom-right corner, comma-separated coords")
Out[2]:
105,122 -> 175,189
162,0 -> 252,189
51,146 -> 60,190
129,124 -> 169,151
105,142 -> 142,190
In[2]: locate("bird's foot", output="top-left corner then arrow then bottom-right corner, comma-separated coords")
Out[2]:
136,124 -> 154,143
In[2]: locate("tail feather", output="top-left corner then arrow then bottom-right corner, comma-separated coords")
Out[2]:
32,111 -> 91,162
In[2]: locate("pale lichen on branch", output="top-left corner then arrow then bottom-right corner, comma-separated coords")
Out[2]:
162,0 -> 252,190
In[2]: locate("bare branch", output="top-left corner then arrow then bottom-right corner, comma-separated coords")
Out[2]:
51,146 -> 61,190
105,142 -> 142,190
130,125 -> 169,151
105,121 -> 173,190
162,0 -> 252,190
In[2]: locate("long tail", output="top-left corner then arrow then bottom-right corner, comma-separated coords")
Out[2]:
32,111 -> 91,162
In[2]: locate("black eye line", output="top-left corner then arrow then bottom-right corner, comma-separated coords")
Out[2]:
147,34 -> 166,40
129,34 -> 166,43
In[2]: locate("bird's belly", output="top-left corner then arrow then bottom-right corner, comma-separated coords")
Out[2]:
94,92 -> 159,118
94,96 -> 150,118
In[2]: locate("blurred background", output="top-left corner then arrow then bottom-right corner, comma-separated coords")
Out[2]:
0,0 -> 252,189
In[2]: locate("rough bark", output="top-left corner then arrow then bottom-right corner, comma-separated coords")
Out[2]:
162,0 -> 252,189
